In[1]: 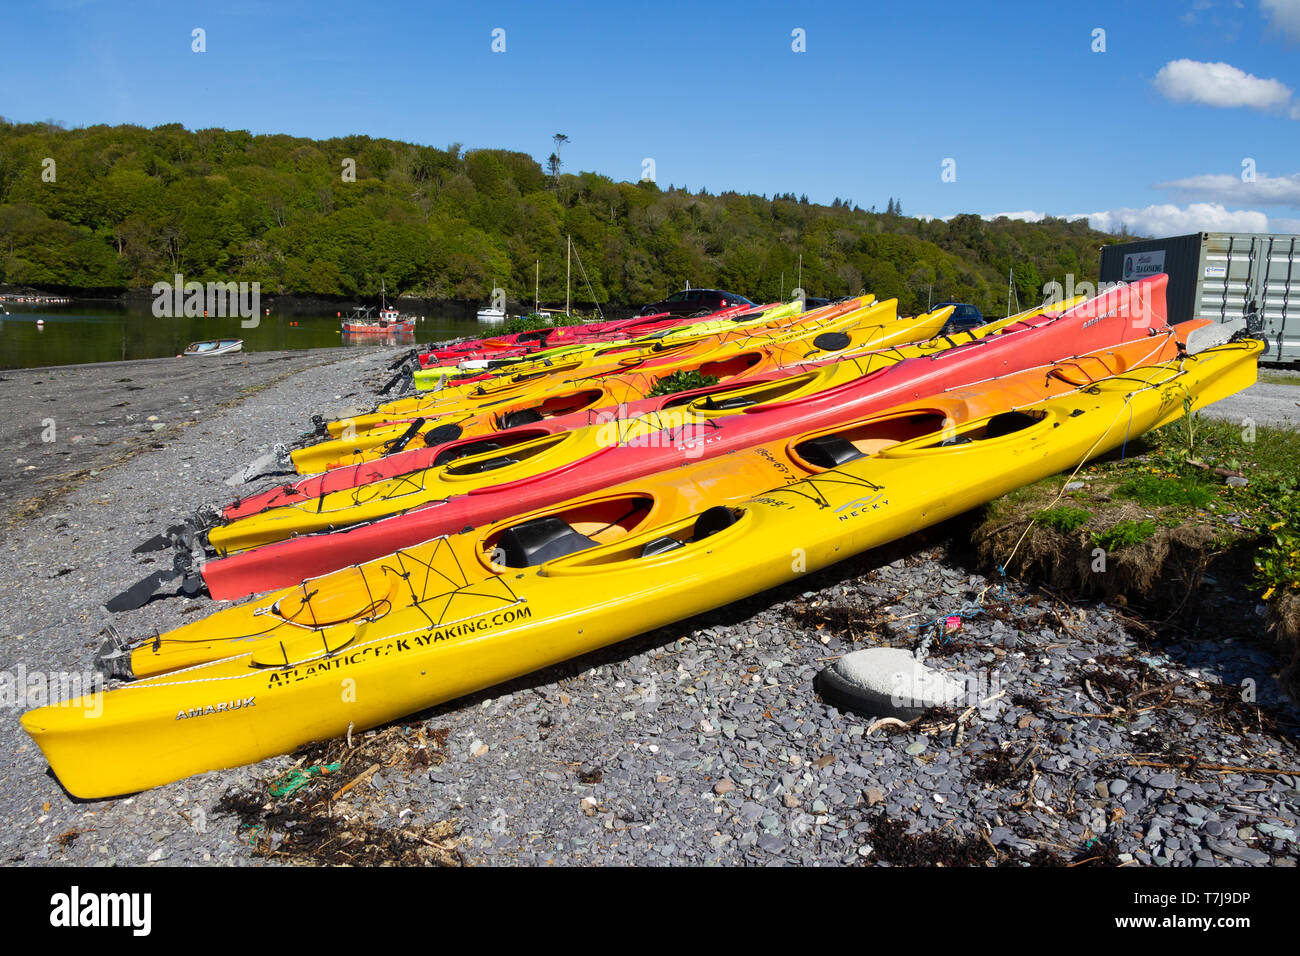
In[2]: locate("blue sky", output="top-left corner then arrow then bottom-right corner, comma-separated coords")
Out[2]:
3,0 -> 1299,236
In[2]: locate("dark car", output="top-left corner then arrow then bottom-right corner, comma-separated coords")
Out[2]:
799,296 -> 833,311
932,301 -> 985,334
640,289 -> 755,317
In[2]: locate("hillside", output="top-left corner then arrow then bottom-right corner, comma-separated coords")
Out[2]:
0,120 -> 1125,315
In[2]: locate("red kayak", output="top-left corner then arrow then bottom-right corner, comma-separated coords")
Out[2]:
200,276 -> 1173,600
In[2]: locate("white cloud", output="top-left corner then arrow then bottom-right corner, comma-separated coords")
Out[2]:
1154,58 -> 1293,110
1156,170 -> 1300,207
986,210 -> 1046,222
1080,203 -> 1272,236
1261,0 -> 1300,41
981,203 -> 1299,236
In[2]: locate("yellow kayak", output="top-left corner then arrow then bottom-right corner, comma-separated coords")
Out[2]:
22,339 -> 1261,798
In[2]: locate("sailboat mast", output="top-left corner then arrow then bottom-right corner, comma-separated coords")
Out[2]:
566,236 -> 571,317
535,259 -> 539,313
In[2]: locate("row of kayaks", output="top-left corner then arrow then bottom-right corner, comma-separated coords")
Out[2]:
21,275 -> 1263,798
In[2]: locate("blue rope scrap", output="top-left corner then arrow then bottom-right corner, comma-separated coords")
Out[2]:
905,565 -> 1010,644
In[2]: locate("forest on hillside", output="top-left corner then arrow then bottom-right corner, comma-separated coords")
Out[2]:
0,120 -> 1126,315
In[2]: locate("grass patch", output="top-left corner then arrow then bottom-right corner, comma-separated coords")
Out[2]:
648,369 -> 720,397
979,412 -> 1300,603
1090,519 -> 1158,552
1257,496 -> 1300,599
1034,505 -> 1092,534
974,412 -> 1300,697
497,312 -> 585,335
1258,371 -> 1300,386
1114,473 -> 1214,509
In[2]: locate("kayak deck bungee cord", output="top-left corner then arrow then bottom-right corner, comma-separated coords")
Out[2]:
24,337 -> 1262,798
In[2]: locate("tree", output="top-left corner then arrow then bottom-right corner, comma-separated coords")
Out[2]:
0,120 -> 1126,314
550,133 -> 568,180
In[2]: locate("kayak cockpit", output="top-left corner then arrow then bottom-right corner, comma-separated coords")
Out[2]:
439,432 -> 573,478
880,409 -> 1052,456
483,495 -> 656,569
789,411 -> 952,469
538,506 -> 747,576
670,371 -> 821,415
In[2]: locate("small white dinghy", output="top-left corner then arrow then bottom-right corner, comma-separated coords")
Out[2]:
183,338 -> 243,356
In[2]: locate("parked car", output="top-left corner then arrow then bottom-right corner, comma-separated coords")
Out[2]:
932,302 -> 985,334
639,289 -> 755,316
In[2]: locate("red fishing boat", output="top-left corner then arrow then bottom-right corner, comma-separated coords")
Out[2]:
341,281 -> 417,334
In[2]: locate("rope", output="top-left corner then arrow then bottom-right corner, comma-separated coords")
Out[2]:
988,356 -> 1193,593
268,762 -> 341,798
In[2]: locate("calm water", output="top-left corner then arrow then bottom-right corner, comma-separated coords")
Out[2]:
0,302 -> 493,370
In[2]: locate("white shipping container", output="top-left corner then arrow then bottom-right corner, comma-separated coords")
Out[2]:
1100,232 -> 1299,363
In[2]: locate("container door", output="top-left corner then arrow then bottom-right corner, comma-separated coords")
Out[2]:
1258,236 -> 1298,363
1198,234 -> 1254,324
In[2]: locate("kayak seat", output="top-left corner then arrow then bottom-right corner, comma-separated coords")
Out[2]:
812,332 -> 851,352
694,505 -> 738,540
496,516 -> 598,567
433,441 -> 502,467
639,536 -> 686,558
795,435 -> 866,469
498,407 -> 546,430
